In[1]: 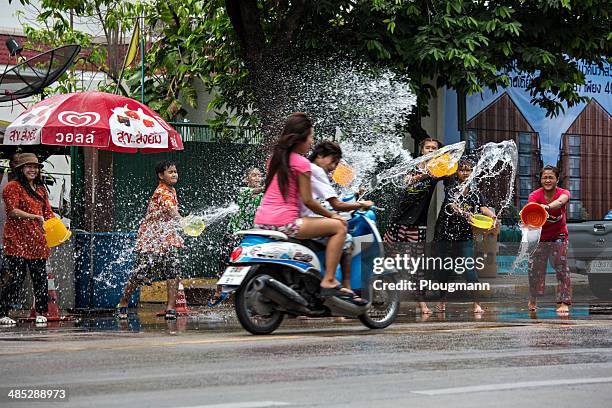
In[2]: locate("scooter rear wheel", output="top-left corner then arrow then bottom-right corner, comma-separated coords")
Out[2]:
359,275 -> 400,329
235,269 -> 285,335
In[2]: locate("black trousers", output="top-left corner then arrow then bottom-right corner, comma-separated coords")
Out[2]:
0,256 -> 48,316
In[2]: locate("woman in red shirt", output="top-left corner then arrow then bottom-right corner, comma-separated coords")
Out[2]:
527,165 -> 571,315
0,153 -> 55,325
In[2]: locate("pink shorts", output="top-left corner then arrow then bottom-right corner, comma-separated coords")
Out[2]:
254,219 -> 303,238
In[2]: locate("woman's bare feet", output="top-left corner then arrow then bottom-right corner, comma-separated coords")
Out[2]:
435,302 -> 446,313
473,302 -> 484,313
556,303 -> 570,314
528,298 -> 537,311
418,302 -> 432,315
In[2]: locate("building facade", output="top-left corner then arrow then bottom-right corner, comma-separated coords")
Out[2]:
465,92 -> 543,210
558,99 -> 612,220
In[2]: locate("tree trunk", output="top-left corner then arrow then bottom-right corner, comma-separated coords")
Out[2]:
226,0 -> 307,148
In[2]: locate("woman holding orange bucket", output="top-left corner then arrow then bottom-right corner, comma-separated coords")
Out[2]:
0,153 -> 55,325
526,165 -> 571,315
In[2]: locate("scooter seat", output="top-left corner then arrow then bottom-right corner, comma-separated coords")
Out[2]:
234,229 -> 288,240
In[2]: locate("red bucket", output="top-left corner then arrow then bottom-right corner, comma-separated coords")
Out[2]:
520,203 -> 548,228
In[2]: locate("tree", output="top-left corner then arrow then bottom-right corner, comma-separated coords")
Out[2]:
221,0 -> 611,143
11,1 -> 611,139
12,0 -> 141,96
360,0 -> 612,118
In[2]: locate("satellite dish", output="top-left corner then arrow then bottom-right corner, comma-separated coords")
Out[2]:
0,44 -> 81,102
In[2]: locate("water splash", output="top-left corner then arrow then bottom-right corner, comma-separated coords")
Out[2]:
366,141 -> 466,196
447,140 -> 518,218
196,203 -> 239,226
511,225 -> 542,273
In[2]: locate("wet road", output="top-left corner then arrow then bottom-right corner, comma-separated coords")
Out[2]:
1,302 -> 612,408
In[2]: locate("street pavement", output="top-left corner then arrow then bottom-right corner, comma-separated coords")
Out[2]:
1,302 -> 612,408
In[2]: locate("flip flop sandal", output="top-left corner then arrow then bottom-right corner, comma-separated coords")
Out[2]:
0,316 -> 16,325
115,305 -> 129,319
337,287 -> 368,306
164,310 -> 177,320
320,286 -> 365,305
207,292 -> 230,307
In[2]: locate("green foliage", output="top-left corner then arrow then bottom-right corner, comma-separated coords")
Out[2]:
14,0 -> 140,96
353,0 -> 611,116
11,0 -> 612,125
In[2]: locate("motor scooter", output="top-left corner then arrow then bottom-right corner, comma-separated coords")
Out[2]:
217,208 -> 399,334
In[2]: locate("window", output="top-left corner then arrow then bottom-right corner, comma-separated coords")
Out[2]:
569,157 -> 581,177
519,154 -> 532,175
519,177 -> 533,197
568,201 -> 583,221
518,132 -> 533,153
568,134 -> 580,155
466,130 -> 478,151
569,178 -> 581,197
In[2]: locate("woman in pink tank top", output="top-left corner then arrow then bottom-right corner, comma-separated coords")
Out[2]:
254,113 -> 357,302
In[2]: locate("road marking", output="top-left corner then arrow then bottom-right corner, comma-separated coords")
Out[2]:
412,377 -> 612,395
175,402 -> 290,408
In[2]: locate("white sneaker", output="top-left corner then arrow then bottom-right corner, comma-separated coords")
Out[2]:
0,316 -> 17,325
35,315 -> 48,324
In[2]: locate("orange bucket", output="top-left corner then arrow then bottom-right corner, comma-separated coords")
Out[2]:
44,217 -> 72,247
332,161 -> 355,187
520,203 -> 548,228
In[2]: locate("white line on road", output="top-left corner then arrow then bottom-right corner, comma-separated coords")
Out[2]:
412,377 -> 612,395
175,402 -> 291,408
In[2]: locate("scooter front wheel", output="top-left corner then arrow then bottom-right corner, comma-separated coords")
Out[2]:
235,269 -> 285,335
359,275 -> 400,329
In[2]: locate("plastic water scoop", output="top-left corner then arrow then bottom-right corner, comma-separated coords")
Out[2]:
332,161 -> 355,187
469,214 -> 494,230
44,218 -> 72,247
180,215 -> 206,237
426,153 -> 458,178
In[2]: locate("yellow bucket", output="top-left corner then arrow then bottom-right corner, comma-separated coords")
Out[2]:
181,215 -> 206,237
332,161 -> 355,187
470,214 -> 494,230
426,153 -> 457,178
44,217 -> 72,248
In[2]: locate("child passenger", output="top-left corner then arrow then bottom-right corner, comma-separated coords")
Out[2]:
301,141 -> 374,305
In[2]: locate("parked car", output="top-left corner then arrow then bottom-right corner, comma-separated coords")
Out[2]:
567,218 -> 612,300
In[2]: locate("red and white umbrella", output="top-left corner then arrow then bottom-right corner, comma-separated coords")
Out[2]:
4,91 -> 183,152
